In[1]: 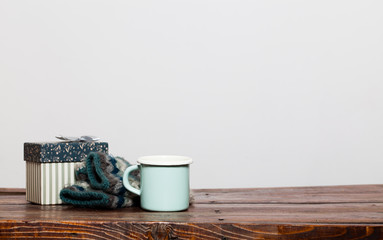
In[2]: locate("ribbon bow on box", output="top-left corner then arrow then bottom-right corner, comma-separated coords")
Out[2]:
56,135 -> 100,142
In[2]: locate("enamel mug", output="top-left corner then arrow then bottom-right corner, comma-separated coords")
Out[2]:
123,155 -> 193,211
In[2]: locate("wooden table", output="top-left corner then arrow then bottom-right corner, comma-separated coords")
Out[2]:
1,185 -> 383,239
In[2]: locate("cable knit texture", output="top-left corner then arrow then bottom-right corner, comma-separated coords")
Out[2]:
60,152 -> 139,209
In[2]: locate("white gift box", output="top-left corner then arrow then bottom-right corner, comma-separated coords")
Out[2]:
26,161 -> 76,204
24,141 -> 108,205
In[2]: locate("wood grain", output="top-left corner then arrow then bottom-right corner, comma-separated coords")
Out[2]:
1,185 -> 383,239
1,221 -> 382,239
193,185 -> 383,204
0,188 -> 25,195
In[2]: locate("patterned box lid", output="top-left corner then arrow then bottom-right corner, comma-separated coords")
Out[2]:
24,141 -> 109,163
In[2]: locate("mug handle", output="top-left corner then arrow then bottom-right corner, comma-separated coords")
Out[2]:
123,165 -> 141,196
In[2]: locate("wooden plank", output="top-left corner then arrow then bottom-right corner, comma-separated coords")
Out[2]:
2,185 -> 383,205
0,188 -> 25,195
1,186 -> 383,224
1,185 -> 383,239
0,221 -> 382,239
1,201 -> 383,224
193,185 -> 383,204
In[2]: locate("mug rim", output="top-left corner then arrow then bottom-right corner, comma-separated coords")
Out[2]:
137,155 -> 193,166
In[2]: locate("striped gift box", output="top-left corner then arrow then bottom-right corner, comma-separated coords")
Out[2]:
24,141 -> 108,205
26,162 -> 76,204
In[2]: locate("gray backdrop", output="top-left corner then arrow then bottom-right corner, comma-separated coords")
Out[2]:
1,0 -> 382,189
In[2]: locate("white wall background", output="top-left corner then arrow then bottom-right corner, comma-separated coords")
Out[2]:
0,0 -> 382,189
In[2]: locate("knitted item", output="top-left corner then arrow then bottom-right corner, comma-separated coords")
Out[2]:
76,152 -> 135,195
60,152 -> 139,209
60,182 -> 133,209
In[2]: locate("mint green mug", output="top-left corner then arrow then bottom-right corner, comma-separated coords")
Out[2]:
123,155 -> 193,211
